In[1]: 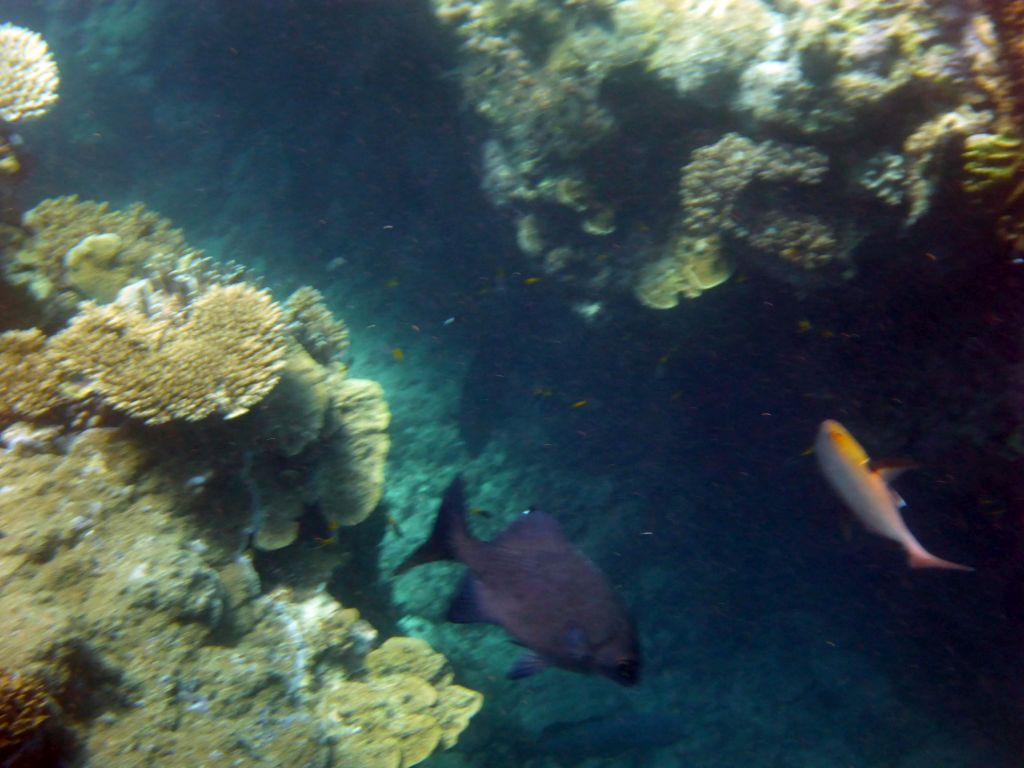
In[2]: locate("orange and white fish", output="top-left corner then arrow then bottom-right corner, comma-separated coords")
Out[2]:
814,420 -> 972,572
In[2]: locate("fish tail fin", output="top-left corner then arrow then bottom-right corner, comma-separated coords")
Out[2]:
907,547 -> 974,572
395,475 -> 471,575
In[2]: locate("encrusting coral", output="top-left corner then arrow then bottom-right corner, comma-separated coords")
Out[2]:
0,23 -> 59,123
318,637 -> 484,768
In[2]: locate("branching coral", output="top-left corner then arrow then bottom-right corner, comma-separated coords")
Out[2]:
284,286 -> 350,365
0,328 -> 62,424
0,668 -> 50,751
680,132 -> 829,235
0,23 -> 59,123
46,281 -> 287,424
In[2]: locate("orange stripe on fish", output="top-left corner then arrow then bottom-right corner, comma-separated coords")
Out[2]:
814,420 -> 972,572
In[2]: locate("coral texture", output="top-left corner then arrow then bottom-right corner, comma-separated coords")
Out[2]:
2,196 -> 189,310
0,23 -> 59,123
0,428 -> 463,768
312,377 -> 391,528
0,669 -> 50,750
47,280 -> 287,424
0,328 -> 62,424
285,286 -> 350,365
434,0 -> 986,303
318,637 -> 483,768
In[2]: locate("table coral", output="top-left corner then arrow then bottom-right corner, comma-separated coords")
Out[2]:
0,23 -> 59,123
47,280 -> 287,424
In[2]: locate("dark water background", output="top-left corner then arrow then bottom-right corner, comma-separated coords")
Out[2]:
5,1 -> 1024,765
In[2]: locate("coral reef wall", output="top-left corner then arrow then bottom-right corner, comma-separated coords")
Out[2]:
431,0 -> 999,308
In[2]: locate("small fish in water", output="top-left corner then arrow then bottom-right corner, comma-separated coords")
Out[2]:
396,476 -> 641,685
814,420 -> 973,571
570,399 -> 588,409
391,347 -> 405,362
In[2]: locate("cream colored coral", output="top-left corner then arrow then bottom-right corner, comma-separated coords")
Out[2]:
312,377 -> 391,527
284,286 -> 349,365
0,23 -> 59,123
48,282 -> 287,424
4,196 -> 189,308
634,233 -> 732,308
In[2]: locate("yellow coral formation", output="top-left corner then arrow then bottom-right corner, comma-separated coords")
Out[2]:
634,233 -> 731,308
0,668 -> 50,750
3,196 -> 189,307
284,286 -> 350,365
0,23 -> 59,123
318,637 -> 483,768
0,328 -> 62,424
47,282 -> 287,424
312,377 -> 391,527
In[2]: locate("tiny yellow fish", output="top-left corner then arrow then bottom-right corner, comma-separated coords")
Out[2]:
571,399 -> 588,409
797,319 -> 812,333
392,347 -> 405,362
524,276 -> 541,285
469,507 -> 493,519
820,329 -> 835,339
386,278 -> 400,288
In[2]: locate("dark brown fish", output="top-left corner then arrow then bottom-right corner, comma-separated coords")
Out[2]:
396,476 -> 640,686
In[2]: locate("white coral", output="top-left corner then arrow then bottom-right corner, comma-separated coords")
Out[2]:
0,23 -> 59,122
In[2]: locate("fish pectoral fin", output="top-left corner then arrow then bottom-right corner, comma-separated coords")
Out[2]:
868,457 -> 918,483
446,575 -> 496,625
508,653 -> 549,680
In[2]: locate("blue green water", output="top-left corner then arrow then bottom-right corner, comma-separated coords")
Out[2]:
2,1 -> 1022,766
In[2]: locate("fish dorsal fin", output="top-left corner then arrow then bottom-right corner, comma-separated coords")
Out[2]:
493,511 -> 568,546
868,457 -> 918,483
